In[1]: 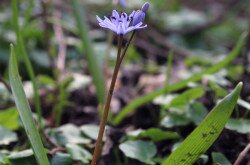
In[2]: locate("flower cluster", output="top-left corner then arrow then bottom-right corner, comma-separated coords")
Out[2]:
96,2 -> 149,35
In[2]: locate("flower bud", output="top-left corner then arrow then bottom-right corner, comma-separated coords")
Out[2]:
141,2 -> 150,13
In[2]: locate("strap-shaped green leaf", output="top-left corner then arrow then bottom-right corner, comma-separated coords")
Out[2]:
9,45 -> 49,165
162,82 -> 242,165
72,0 -> 106,104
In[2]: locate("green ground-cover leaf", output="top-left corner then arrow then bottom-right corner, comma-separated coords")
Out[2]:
50,153 -> 73,165
0,150 -> 9,164
0,126 -> 17,145
119,140 -> 157,165
128,128 -> 180,142
47,124 -> 91,146
161,102 -> 208,128
8,149 -> 33,159
66,144 -> 92,164
226,118 -> 250,134
0,107 -> 19,130
162,82 -> 242,164
168,87 -> 205,109
208,80 -> 227,97
113,33 -> 246,125
161,114 -> 191,128
80,124 -> 106,141
9,45 -> 49,165
187,102 -> 208,125
8,149 -> 36,165
212,152 -> 231,165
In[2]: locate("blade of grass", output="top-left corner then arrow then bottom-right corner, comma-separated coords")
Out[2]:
9,44 -> 49,165
24,0 -> 34,25
162,82 -> 242,165
165,51 -> 173,86
72,0 -> 106,104
113,33 -> 247,125
12,0 -> 42,127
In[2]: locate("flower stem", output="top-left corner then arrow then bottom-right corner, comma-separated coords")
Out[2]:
91,34 -> 123,165
118,31 -> 135,65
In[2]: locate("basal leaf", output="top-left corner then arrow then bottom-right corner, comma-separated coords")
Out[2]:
138,128 -> 180,142
9,45 -> 49,165
162,82 -> 242,165
168,87 -> 205,108
127,128 -> 179,142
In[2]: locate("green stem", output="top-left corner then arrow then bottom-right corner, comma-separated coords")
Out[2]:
118,31 -> 135,65
12,0 -> 42,128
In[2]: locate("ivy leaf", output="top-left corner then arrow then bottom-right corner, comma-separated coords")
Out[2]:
212,152 -> 231,165
0,126 -> 17,145
80,124 -> 106,141
161,114 -> 191,128
8,149 -> 36,165
47,124 -> 90,146
119,140 -> 157,164
66,144 -> 92,164
50,153 -> 73,165
226,118 -> 250,134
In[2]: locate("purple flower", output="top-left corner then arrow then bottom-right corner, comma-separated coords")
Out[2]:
132,2 -> 150,26
96,2 -> 149,35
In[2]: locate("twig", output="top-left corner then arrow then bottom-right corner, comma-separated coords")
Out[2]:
234,143 -> 250,165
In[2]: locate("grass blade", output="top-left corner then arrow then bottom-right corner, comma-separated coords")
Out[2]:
12,0 -> 42,127
72,0 -> 106,104
113,33 -> 247,125
9,44 -> 49,165
162,82 -> 242,165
